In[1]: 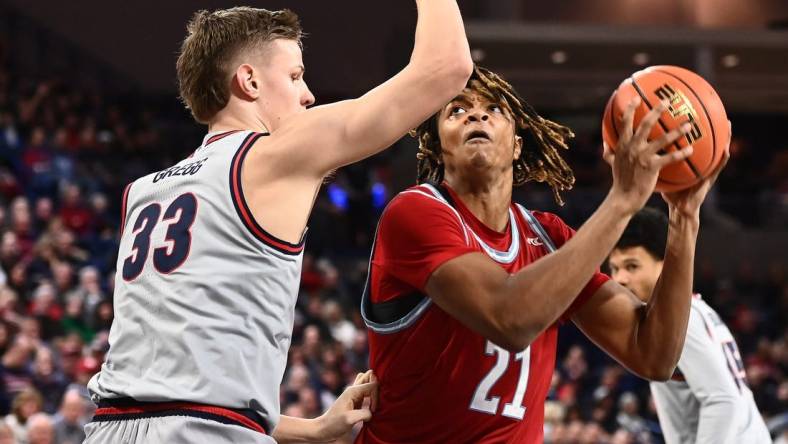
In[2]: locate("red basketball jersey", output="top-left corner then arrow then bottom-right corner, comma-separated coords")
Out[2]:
356,183 -> 609,444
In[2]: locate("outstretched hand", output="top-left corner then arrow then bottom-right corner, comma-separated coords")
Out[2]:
315,370 -> 378,442
604,97 -> 694,215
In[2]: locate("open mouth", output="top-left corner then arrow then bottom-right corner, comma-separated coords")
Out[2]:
465,130 -> 491,143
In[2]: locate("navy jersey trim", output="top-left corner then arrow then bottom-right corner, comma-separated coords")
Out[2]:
229,132 -> 305,255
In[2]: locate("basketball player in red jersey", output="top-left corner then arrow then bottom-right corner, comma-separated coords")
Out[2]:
357,67 -> 729,443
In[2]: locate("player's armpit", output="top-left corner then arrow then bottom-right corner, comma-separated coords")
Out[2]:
570,280 -> 674,380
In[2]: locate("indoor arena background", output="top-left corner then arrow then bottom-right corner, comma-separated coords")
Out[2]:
0,1 -> 785,443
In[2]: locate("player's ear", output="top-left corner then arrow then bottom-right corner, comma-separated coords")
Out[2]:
234,64 -> 260,100
513,135 -> 523,161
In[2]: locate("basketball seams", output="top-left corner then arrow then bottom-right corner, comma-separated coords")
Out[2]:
629,76 -> 701,182
608,92 -> 620,141
652,68 -> 719,177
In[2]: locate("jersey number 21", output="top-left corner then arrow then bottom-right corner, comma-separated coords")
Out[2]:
470,340 -> 531,420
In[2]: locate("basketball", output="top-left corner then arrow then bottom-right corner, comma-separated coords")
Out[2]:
601,65 -> 729,192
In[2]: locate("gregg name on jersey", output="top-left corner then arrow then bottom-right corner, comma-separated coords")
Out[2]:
152,157 -> 208,183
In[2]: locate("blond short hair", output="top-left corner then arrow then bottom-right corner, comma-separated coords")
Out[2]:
176,7 -> 302,123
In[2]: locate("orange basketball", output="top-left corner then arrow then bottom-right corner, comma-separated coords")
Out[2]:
601,65 -> 729,193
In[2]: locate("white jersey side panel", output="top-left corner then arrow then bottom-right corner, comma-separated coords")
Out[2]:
88,131 -> 304,431
651,297 -> 772,444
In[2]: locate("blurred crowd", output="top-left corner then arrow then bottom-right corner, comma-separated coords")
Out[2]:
0,35 -> 785,444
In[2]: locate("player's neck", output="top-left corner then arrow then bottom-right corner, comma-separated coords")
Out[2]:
444,174 -> 512,233
209,105 -> 270,134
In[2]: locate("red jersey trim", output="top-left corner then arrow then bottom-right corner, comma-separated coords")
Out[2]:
119,181 -> 133,237
229,132 -> 305,255
206,130 -> 242,146
93,401 -> 267,435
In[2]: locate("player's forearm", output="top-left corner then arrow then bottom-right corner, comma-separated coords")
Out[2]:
499,192 -> 633,345
411,0 -> 472,73
272,415 -> 328,443
637,213 -> 699,378
293,0 -> 472,175
407,0 -> 473,115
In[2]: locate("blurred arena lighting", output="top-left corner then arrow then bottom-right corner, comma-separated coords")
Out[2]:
721,53 -> 741,68
328,184 -> 349,212
632,52 -> 650,66
371,183 -> 387,210
550,50 -> 568,64
465,22 -> 788,112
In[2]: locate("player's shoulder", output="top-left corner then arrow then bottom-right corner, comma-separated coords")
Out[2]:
385,184 -> 457,215
525,210 -> 566,229
517,207 -> 573,241
378,184 -> 466,235
690,294 -> 714,316
686,295 -> 721,339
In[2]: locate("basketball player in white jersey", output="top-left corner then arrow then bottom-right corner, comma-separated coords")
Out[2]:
84,4 -> 473,443
608,207 -> 772,444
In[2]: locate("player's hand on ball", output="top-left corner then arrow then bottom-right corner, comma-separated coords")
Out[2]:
661,121 -> 731,220
604,97 -> 695,215
316,370 -> 378,441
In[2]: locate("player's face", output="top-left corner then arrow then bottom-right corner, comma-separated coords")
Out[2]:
437,87 -> 522,181
255,39 -> 315,131
608,246 -> 663,302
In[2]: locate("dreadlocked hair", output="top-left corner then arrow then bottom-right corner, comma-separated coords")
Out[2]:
413,65 -> 576,205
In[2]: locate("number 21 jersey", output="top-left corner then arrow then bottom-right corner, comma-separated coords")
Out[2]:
357,183 -> 608,444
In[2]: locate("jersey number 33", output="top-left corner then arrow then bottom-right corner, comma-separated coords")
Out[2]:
121,193 -> 198,281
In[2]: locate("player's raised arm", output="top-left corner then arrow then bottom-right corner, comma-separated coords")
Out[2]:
425,101 -> 693,351
262,0 -> 473,177
569,150 -> 729,380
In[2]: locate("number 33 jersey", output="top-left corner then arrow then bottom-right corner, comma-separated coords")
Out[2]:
357,183 -> 609,444
88,131 -> 304,431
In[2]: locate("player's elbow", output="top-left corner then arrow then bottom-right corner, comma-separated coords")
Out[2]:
492,310 -> 546,352
487,293 -> 552,352
630,339 -> 685,381
447,57 -> 474,93
412,54 -> 473,101
635,363 -> 676,382
446,53 -> 474,88
642,369 -> 673,382
488,334 -> 530,353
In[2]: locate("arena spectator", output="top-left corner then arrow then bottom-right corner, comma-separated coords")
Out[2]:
4,388 -> 42,444
51,389 -> 85,444
25,413 -> 53,444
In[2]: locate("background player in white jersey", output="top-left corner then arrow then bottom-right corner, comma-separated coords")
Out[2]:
84,3 -> 473,443
608,207 -> 772,444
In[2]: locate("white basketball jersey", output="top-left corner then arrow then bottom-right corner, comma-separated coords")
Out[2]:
88,130 -> 305,432
651,296 -> 772,444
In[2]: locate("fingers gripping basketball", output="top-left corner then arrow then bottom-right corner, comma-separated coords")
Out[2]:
602,65 -> 729,192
